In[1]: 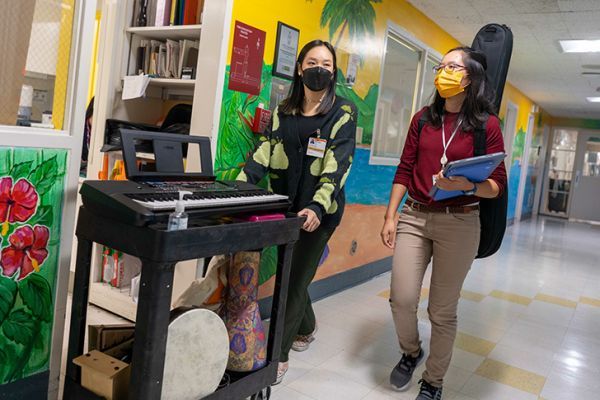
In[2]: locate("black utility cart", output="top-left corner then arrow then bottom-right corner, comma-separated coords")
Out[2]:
63,206 -> 302,400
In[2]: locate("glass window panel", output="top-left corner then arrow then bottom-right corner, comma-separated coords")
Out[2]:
419,56 -> 438,108
0,0 -> 75,130
371,35 -> 421,161
552,129 -> 578,151
544,129 -> 578,214
583,137 -> 600,177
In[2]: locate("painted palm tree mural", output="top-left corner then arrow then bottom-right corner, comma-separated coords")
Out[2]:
320,0 -> 382,49
320,0 -> 382,144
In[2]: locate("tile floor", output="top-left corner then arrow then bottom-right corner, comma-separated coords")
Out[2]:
60,217 -> 600,399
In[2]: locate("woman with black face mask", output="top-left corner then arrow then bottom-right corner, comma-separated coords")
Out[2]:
238,40 -> 357,384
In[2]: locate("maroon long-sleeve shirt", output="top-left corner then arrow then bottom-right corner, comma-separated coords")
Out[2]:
393,108 -> 507,207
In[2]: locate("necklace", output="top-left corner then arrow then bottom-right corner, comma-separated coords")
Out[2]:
441,115 -> 462,168
304,96 -> 322,104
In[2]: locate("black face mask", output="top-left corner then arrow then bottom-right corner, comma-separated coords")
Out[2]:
301,66 -> 333,91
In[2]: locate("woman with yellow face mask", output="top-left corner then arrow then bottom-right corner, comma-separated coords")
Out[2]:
380,47 -> 507,400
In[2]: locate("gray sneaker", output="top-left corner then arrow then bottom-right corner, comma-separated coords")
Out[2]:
291,324 -> 318,352
390,347 -> 425,391
415,379 -> 442,400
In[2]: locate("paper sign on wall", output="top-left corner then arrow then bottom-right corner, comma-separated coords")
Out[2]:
228,21 -> 266,96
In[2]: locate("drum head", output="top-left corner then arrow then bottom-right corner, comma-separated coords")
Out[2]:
161,308 -> 229,400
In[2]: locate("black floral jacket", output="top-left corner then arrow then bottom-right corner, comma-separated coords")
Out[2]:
237,97 -> 357,228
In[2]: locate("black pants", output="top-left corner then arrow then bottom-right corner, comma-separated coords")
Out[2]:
279,225 -> 335,362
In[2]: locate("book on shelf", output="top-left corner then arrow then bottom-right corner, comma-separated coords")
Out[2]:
135,38 -> 199,78
132,0 -> 203,26
154,0 -> 172,26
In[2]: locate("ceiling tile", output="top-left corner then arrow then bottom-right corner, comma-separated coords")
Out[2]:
407,0 -> 600,117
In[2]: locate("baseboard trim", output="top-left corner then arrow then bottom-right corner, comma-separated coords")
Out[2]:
259,256 -> 392,317
0,371 -> 49,400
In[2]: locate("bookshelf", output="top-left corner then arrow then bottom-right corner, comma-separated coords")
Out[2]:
80,0 -> 233,320
148,77 -> 196,88
125,24 -> 202,40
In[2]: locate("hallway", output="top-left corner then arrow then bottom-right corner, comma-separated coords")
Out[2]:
272,217 -> 600,400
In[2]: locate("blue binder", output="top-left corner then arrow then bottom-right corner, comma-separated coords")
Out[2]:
428,152 -> 506,201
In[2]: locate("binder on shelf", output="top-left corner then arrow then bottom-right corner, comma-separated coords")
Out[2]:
184,47 -> 198,79
146,0 -> 157,27
135,45 -> 145,75
183,0 -> 198,25
134,0 -> 202,27
143,40 -> 151,74
169,0 -> 178,25
166,39 -> 180,78
177,39 -> 198,78
154,0 -> 172,26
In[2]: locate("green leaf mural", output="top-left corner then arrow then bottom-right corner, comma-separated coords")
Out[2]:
215,65 -> 272,183
512,127 -> 526,161
28,156 -> 59,195
258,246 -> 278,285
31,206 -> 54,227
0,278 -> 17,324
10,161 -> 34,180
2,309 -> 36,346
335,69 -> 377,143
18,274 -> 53,322
0,341 -> 17,383
0,147 -> 67,385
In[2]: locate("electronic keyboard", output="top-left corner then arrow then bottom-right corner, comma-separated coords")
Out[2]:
80,179 -> 290,227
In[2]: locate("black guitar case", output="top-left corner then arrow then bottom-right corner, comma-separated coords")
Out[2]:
470,23 -> 513,258
471,23 -> 513,113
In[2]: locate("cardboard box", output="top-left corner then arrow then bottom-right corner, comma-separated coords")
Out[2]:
73,350 -> 130,400
88,324 -> 135,353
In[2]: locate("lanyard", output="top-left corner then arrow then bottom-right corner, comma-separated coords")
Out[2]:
441,116 -> 462,168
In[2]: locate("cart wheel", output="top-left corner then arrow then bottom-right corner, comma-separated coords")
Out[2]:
250,386 -> 271,400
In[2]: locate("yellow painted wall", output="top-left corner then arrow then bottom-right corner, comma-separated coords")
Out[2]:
499,83 -> 535,135
230,0 -> 540,138
87,11 -> 102,103
52,0 -> 75,130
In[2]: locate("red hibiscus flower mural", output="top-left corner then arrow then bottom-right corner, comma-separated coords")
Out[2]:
1,225 -> 49,281
0,177 -> 38,235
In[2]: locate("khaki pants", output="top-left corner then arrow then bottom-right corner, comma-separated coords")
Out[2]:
390,205 -> 480,386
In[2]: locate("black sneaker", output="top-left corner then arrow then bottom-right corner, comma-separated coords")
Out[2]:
390,347 -> 425,391
416,379 -> 443,400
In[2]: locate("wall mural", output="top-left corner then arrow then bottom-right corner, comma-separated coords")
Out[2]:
216,0 -> 544,288
214,0 -> 383,285
0,148 -> 66,385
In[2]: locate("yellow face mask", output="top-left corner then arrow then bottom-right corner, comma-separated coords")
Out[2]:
434,69 -> 466,98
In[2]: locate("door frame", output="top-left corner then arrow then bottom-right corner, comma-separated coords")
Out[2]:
539,126 -> 579,218
514,113 -> 535,221
0,1 -> 95,396
503,102 -> 519,179
532,124 -> 550,216
368,21 -> 442,167
568,129 -> 600,223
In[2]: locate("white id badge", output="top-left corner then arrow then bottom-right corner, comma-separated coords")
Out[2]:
432,175 -> 438,186
307,137 -> 327,158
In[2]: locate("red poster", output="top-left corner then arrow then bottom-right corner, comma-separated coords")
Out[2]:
228,21 -> 266,96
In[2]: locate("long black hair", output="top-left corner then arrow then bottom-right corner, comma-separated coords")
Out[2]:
425,46 -> 496,132
280,40 -> 338,115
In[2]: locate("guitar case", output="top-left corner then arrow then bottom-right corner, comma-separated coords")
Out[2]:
470,23 -> 513,258
471,23 -> 513,113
